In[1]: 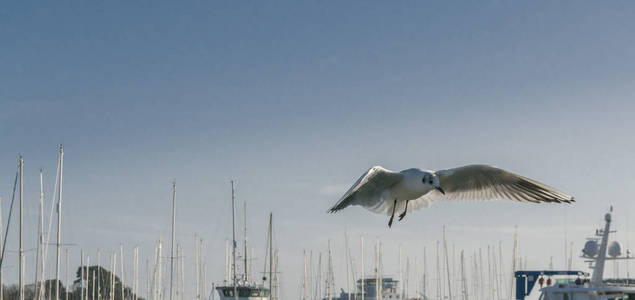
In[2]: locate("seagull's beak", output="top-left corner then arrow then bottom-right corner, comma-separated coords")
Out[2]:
436,187 -> 445,195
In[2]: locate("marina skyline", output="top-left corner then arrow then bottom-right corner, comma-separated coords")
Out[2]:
3,1 -> 635,299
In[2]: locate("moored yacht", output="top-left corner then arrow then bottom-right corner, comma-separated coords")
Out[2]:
515,207 -> 635,300
215,182 -> 275,300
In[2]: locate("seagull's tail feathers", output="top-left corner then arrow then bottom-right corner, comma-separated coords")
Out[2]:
366,196 -> 437,216
405,196 -> 436,213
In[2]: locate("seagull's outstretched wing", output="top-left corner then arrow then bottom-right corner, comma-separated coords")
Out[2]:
434,165 -> 574,203
328,166 -> 404,213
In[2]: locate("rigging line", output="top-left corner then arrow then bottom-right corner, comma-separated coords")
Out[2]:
0,164 -> 19,269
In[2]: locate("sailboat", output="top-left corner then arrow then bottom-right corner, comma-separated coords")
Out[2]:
215,181 -> 273,300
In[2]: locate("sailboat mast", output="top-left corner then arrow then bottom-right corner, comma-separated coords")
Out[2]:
344,232 -> 350,300
195,236 -> 200,300
34,169 -> 43,300
55,145 -> 63,300
302,250 -> 307,300
375,242 -> 379,300
399,246 -> 402,300
231,181 -> 238,300
509,227 -> 518,299
443,226 -> 452,300
231,181 -> 237,284
360,237 -> 364,300
19,156 -> 24,300
328,240 -> 333,300
460,251 -> 467,300
244,201 -> 248,283
269,213 -> 273,299
170,181 -> 176,300
423,247 -> 427,299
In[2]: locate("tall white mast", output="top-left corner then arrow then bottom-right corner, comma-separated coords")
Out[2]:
408,257 -> 410,299
443,226 -> 452,300
120,244 -> 126,300
146,258 -> 150,300
66,249 -> 69,300
19,156 -> 24,300
317,253 -> 322,300
195,235 -> 200,300
378,243 -> 382,300
268,213 -> 273,300
478,249 -> 483,300
183,243 -> 187,300
328,240 -> 333,300
231,181 -> 237,284
157,241 -> 163,300
112,253 -> 117,300
225,240 -> 230,283
509,227 -> 518,300
490,246 -> 495,300
423,247 -> 427,300
170,181 -> 176,300
344,232 -> 350,300
34,169 -> 43,300
360,237 -> 364,300
231,181 -> 238,300
80,251 -> 85,300
498,241 -> 504,297
435,242 -> 440,300
55,145 -> 64,300
176,244 -> 181,300
460,251 -> 467,300
97,249 -> 101,300
399,245 -> 403,300
375,242 -> 379,300
244,202 -> 248,283
93,269 -> 96,300
134,247 -> 139,300
303,251 -> 307,300
591,210 -> 613,285
153,244 -> 159,300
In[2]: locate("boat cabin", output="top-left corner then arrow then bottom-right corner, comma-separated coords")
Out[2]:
216,285 -> 270,300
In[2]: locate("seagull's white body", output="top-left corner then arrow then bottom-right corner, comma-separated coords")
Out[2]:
328,165 -> 574,224
382,169 -> 434,207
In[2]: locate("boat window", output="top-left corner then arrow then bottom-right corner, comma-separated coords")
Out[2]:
239,290 -> 251,297
250,290 -> 260,297
223,290 -> 234,297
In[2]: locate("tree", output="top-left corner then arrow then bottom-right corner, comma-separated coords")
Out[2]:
72,265 -> 144,300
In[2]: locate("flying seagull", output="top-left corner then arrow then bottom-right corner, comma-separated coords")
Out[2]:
328,165 -> 574,227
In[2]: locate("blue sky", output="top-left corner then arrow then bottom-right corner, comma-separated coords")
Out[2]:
2,1 -> 635,299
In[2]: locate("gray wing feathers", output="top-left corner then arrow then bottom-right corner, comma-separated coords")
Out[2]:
435,165 -> 574,203
328,166 -> 404,213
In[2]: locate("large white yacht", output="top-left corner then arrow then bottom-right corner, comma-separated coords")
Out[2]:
515,207 -> 635,300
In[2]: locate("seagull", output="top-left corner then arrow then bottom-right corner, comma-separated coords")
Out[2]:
328,165 -> 574,227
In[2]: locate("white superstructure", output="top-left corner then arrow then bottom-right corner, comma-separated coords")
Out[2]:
537,207 -> 635,300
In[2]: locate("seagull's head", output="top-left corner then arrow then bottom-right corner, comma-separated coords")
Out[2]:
422,172 -> 445,195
